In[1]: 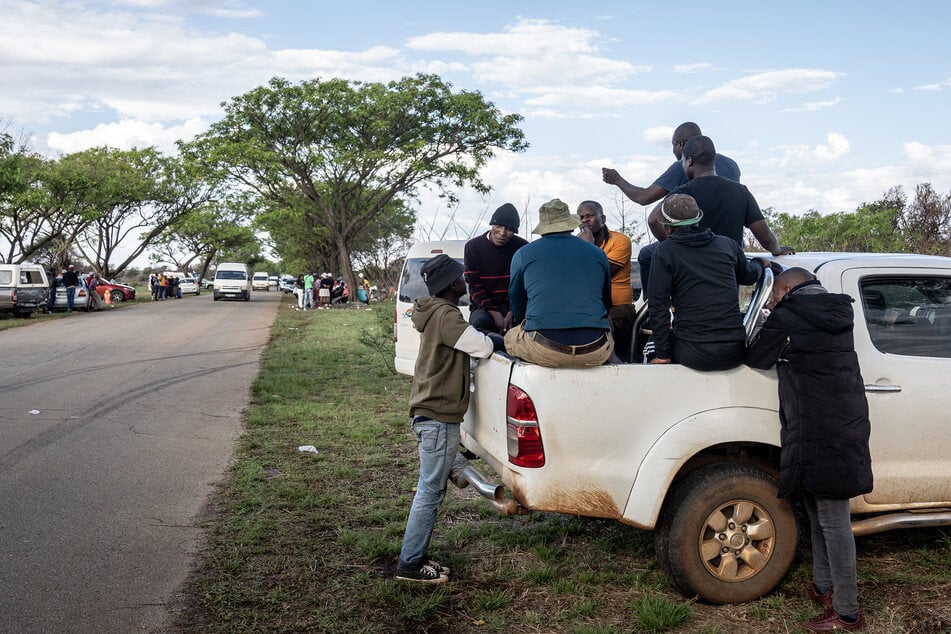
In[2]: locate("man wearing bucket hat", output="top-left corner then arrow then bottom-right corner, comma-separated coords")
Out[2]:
396,254 -> 504,584
464,202 -> 528,334
505,199 -> 614,368
647,194 -> 766,371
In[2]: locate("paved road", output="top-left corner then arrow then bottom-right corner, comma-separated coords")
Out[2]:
0,290 -> 282,633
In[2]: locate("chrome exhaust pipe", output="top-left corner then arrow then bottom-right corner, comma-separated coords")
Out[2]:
852,509 -> 951,537
449,453 -> 528,516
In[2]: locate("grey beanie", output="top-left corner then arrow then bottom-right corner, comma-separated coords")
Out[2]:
421,254 -> 464,295
489,203 -> 520,233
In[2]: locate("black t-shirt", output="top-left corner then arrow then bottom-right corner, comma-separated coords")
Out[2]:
670,175 -> 764,245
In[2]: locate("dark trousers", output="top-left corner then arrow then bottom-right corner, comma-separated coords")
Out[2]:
671,338 -> 745,371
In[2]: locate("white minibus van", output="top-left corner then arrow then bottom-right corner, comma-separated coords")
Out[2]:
394,241 -> 468,375
213,262 -> 251,301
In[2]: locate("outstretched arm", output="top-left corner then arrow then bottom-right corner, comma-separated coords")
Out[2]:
749,220 -> 795,256
602,168 -> 669,206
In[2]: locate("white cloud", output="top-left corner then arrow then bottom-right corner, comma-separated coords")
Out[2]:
673,63 -> 715,73
697,68 -> 843,104
777,132 -> 850,167
46,117 -> 209,155
814,132 -> 849,161
408,18 -> 648,90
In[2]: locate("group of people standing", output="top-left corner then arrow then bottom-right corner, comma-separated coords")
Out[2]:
293,272 -> 370,309
397,121 -> 872,632
148,272 -> 183,301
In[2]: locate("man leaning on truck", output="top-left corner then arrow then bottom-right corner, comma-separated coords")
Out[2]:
504,198 -> 614,368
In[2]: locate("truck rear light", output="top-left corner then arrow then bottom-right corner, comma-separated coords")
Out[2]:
506,384 -> 544,468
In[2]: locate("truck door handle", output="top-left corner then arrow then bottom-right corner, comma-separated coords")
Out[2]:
865,384 -> 901,393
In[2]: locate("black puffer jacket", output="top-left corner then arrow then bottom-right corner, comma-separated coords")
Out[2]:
746,280 -> 873,499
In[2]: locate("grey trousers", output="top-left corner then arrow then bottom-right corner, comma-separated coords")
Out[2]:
803,494 -> 860,617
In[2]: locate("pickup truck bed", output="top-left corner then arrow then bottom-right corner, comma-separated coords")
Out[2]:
460,252 -> 951,603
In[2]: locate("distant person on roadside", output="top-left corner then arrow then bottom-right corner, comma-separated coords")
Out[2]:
62,264 -> 80,313
303,272 -> 315,310
396,254 -> 504,584
577,200 -> 635,362
47,266 -> 57,312
505,199 -> 614,368
746,267 -> 872,632
647,194 -> 765,370
294,274 -> 306,310
601,121 -> 740,207
318,273 -> 333,306
639,135 -> 794,292
464,202 -> 528,334
86,271 -> 103,311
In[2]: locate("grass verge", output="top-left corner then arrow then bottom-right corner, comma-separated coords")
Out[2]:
176,301 -> 951,633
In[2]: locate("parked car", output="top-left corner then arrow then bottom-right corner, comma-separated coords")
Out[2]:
200,278 -> 214,290
179,276 -> 200,295
95,279 -> 136,303
0,263 -> 49,318
52,277 -> 94,312
268,275 -> 279,291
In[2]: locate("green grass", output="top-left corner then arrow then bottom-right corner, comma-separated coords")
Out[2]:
175,301 -> 951,633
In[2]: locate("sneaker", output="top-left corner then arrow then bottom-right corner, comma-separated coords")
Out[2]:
395,562 -> 448,584
426,559 -> 450,576
802,608 -> 864,632
807,583 -> 834,610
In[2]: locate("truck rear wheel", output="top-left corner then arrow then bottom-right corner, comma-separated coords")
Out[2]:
655,462 -> 798,604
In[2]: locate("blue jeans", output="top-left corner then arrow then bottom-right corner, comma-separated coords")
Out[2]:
65,286 -> 76,311
803,494 -> 860,617
638,241 -> 658,293
397,418 -> 459,572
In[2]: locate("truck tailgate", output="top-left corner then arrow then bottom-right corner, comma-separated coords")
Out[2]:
461,352 -> 514,477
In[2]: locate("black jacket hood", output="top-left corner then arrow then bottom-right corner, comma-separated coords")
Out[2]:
779,280 -> 854,335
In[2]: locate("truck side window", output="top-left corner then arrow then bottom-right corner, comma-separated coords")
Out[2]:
860,277 -> 951,358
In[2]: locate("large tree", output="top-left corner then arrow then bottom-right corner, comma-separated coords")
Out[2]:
186,73 -> 527,290
74,147 -> 220,278
149,203 -> 259,281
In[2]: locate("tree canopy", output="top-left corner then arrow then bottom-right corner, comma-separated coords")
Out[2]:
186,73 -> 527,289
766,184 -> 951,256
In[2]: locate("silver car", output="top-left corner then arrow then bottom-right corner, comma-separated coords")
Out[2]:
52,277 -> 94,312
179,276 -> 200,295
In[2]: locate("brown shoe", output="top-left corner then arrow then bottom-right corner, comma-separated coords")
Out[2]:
807,583 -> 834,609
802,608 -> 864,631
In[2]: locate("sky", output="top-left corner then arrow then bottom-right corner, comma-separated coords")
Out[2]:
4,0 -> 951,247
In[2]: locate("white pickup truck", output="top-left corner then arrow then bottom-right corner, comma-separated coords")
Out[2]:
455,252 -> 951,604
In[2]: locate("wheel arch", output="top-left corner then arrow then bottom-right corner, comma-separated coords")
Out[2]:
621,407 -> 782,529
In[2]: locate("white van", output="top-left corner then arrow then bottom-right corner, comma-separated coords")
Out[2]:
213,262 -> 251,301
252,271 -> 270,291
394,240 -> 468,375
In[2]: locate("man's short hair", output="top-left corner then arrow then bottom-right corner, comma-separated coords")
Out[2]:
682,135 -> 716,167
673,121 -> 701,143
777,267 -> 815,288
577,200 -> 603,216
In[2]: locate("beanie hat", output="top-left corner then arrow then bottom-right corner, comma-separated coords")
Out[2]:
421,254 -> 465,296
489,203 -> 520,233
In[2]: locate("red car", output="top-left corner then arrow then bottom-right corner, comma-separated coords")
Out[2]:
95,279 -> 136,303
